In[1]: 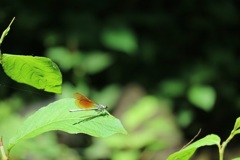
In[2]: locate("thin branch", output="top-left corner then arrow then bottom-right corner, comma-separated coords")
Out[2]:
181,128 -> 202,150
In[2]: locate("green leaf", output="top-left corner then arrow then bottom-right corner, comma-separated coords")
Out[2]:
233,129 -> 240,135
169,148 -> 196,160
8,98 -> 127,152
2,54 -> 62,93
177,109 -> 193,128
160,79 -> 185,97
167,134 -> 220,160
101,26 -> 137,55
232,158 -> 240,160
187,85 -> 216,111
233,117 -> 240,131
83,51 -> 112,74
45,47 -> 76,71
45,47 -> 83,71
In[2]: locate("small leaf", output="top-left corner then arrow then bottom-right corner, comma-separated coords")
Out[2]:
45,47 -> 81,71
160,79 -> 185,97
2,54 -> 62,93
233,130 -> 240,135
187,85 -> 216,111
0,17 -> 15,45
101,26 -> 137,54
177,109 -> 193,128
83,51 -> 112,74
8,98 -> 127,152
167,134 -> 220,160
233,117 -> 240,131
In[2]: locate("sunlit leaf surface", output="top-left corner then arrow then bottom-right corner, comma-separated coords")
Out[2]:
2,54 -> 62,93
167,134 -> 220,160
8,98 -> 127,152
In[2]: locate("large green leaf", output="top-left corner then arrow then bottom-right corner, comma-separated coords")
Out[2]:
2,54 -> 62,93
167,134 -> 220,160
8,98 -> 127,152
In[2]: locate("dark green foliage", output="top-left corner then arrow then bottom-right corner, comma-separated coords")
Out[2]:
1,0 -> 240,159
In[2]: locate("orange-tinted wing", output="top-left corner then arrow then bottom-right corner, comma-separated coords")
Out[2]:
74,92 -> 96,109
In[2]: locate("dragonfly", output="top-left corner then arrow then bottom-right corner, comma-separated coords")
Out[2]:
69,92 -> 107,112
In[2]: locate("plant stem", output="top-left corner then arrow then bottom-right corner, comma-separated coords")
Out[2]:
0,17 -> 15,60
0,137 -> 8,160
0,17 -> 15,45
219,132 -> 235,160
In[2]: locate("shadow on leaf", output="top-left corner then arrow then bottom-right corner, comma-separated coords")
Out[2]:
73,112 -> 109,125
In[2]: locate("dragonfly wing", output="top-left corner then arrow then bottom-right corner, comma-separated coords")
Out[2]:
74,92 -> 96,109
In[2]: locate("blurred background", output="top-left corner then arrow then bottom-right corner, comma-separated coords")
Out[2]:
0,0 -> 240,159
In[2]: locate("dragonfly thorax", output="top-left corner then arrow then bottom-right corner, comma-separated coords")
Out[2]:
97,104 -> 108,110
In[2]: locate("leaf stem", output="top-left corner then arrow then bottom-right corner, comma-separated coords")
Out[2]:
0,137 -> 8,160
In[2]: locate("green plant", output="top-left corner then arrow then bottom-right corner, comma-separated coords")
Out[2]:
0,18 -> 127,160
0,18 -> 62,94
167,117 -> 240,160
